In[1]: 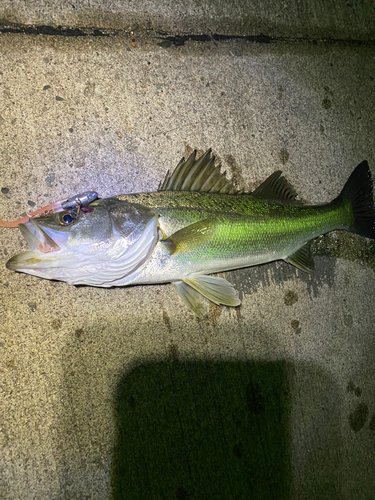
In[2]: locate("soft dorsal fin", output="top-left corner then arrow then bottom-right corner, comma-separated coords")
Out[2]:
158,149 -> 241,194
252,170 -> 299,203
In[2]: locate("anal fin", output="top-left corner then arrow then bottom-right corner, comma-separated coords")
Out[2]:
173,280 -> 206,317
173,274 -> 241,316
184,274 -> 241,307
285,242 -> 314,272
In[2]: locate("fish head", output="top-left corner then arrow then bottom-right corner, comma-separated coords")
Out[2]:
6,199 -> 159,286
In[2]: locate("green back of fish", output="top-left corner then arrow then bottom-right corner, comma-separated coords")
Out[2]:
117,190 -> 352,267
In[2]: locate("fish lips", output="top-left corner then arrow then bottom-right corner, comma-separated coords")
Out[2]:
6,219 -> 62,271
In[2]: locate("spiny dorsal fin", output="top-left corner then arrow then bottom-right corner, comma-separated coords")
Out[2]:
285,242 -> 314,272
162,219 -> 217,255
158,149 -> 241,194
252,171 -> 299,203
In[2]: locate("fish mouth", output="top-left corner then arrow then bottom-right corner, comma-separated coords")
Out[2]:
6,219 -> 61,271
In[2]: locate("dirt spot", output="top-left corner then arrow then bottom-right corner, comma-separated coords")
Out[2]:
5,359 -> 15,369
168,342 -> 179,362
279,148 -> 289,165
346,381 -> 362,397
369,413 -> 375,431
183,142 -> 197,159
284,291 -> 298,306
354,387 -> 362,397
322,97 -> 332,109
27,302 -> 37,312
74,328 -> 84,339
162,310 -> 171,333
349,402 -> 368,433
224,154 -> 245,190
291,319 -> 301,334
343,314 -> 353,327
347,381 -> 355,392
51,318 -> 62,330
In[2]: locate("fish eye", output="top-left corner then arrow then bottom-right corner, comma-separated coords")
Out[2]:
58,211 -> 77,226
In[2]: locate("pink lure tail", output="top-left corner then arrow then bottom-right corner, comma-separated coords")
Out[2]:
0,199 -> 66,228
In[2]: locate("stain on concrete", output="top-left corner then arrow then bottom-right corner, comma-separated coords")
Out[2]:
74,328 -> 84,339
1,187 -> 9,194
284,290 -> 298,306
354,387 -> 362,397
28,302 -> 37,312
51,318 -> 62,330
45,171 -> 55,186
291,319 -> 301,334
343,314 -> 353,327
349,402 -> 368,433
5,359 -> 15,369
279,148 -> 289,165
27,200 -> 36,207
183,142 -> 196,159
369,413 -> 375,431
224,154 -> 245,189
347,381 -> 356,392
322,97 -> 332,109
226,254 -> 337,301
55,96 -> 64,101
347,381 -> 362,397
312,232 -> 375,274
167,342 -> 179,362
162,310 -> 171,333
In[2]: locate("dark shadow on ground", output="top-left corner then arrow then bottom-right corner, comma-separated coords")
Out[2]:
111,360 -> 291,500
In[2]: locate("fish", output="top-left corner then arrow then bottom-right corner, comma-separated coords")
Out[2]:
2,149 -> 375,316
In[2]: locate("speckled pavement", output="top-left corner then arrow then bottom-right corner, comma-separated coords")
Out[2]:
0,5 -> 374,499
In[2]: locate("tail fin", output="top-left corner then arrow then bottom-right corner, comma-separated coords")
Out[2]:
337,160 -> 375,239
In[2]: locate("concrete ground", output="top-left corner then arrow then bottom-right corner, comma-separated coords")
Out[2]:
0,2 -> 374,499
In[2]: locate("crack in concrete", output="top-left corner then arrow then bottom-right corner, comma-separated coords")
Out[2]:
0,24 -> 374,46
0,24 -> 111,37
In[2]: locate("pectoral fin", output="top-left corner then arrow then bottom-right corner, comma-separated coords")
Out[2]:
174,274 -> 241,316
285,242 -> 314,272
163,219 -> 217,255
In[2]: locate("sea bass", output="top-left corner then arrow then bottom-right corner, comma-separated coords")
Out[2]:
2,150 -> 375,316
